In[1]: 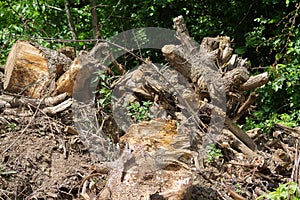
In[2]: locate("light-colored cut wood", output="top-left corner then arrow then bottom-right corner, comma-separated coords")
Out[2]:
54,58 -> 81,96
4,40 -> 49,98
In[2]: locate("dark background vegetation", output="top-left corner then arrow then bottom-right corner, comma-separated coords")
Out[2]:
0,0 -> 299,133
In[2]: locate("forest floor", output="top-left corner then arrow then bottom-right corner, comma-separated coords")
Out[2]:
0,105 -> 299,200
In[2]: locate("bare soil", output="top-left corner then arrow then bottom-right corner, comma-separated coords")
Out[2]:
0,107 -> 299,200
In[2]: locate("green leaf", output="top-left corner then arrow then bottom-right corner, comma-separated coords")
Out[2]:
286,0 -> 290,6
235,46 -> 247,55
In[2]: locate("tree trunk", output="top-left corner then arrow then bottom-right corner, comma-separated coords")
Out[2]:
91,0 -> 99,42
65,0 -> 78,52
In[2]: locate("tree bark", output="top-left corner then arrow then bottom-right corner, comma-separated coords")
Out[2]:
65,0 -> 78,52
91,0 -> 99,42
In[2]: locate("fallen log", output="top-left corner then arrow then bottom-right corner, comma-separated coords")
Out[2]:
241,72 -> 269,91
42,98 -> 73,115
0,92 -> 70,115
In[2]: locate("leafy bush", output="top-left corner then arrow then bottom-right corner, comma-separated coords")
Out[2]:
93,70 -> 115,112
257,182 -> 300,200
243,2 -> 300,132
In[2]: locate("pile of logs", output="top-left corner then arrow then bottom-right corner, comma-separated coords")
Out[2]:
0,16 -> 270,199
94,16 -> 268,199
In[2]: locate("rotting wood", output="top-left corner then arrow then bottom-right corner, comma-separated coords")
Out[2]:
96,15 -> 268,200
162,16 -> 263,152
99,119 -> 193,200
233,92 -> 258,122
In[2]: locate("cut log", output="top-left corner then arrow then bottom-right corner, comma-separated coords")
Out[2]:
53,58 -> 81,96
4,40 -> 49,98
4,40 -> 72,98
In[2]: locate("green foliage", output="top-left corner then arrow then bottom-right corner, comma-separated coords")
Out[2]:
243,2 -> 300,133
205,144 -> 223,163
0,0 -> 299,138
0,0 -> 69,64
0,0 -> 297,64
234,183 -> 245,195
93,70 -> 115,112
0,0 -> 289,64
126,100 -> 153,122
6,122 -> 17,132
257,182 -> 300,200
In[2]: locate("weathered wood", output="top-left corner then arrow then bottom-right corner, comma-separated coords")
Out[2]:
101,119 -> 193,200
223,129 -> 258,158
4,40 -> 72,98
200,36 -> 233,66
222,67 -> 249,92
42,98 -> 72,114
44,92 -> 69,106
0,92 -> 68,108
225,117 -> 257,151
162,39 -> 250,94
161,16 -> 265,153
162,44 -> 192,80
233,92 -> 258,122
241,72 -> 268,91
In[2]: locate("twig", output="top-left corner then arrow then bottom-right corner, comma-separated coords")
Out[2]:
291,140 -> 300,185
1,99 -> 43,154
